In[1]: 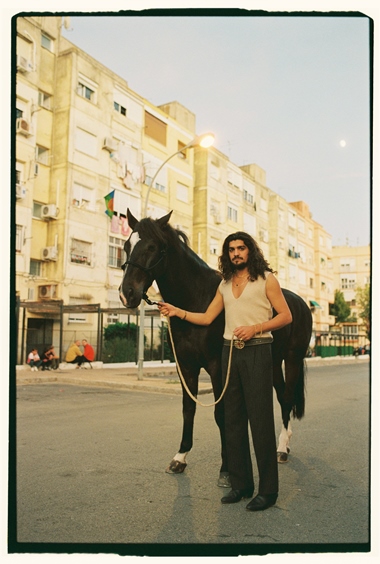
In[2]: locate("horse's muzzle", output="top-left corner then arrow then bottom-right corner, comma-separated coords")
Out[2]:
119,286 -> 142,309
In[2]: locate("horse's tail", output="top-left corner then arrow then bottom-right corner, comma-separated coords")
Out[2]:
291,355 -> 307,420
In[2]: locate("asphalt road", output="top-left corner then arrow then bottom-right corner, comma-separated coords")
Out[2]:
10,361 -> 370,557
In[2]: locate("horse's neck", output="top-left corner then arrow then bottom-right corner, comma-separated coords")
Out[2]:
156,247 -> 217,307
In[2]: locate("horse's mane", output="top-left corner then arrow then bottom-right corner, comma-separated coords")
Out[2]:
139,217 -> 213,272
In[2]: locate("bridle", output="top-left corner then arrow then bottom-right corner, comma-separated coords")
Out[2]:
121,244 -> 167,306
121,247 -> 167,274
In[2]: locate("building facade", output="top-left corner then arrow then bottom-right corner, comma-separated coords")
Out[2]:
15,15 -> 368,363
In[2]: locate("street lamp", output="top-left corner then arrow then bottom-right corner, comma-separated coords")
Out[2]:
137,132 -> 215,379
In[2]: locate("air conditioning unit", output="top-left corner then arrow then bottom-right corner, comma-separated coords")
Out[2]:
16,184 -> 26,199
16,118 -> 32,137
41,246 -> 58,261
103,137 -> 118,153
16,55 -> 33,73
38,284 -> 58,299
41,204 -> 58,219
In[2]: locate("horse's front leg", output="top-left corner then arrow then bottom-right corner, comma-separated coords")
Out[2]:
165,368 -> 199,474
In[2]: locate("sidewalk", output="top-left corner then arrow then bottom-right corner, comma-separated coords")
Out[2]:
15,356 -> 369,394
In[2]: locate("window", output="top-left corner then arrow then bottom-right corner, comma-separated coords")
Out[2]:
309,278 -> 314,288
243,190 -> 254,205
144,111 -> 167,145
70,239 -> 92,266
16,170 -> 21,185
75,128 -> 97,157
209,162 -> 220,181
16,225 -> 23,252
288,211 -> 296,229
176,182 -> 189,203
259,229 -> 269,243
108,236 -> 125,268
72,183 -> 95,210
68,298 -> 88,324
114,101 -> 126,116
227,205 -> 238,223
299,269 -> 306,285
29,260 -> 42,277
38,91 -> 51,109
227,169 -> 242,190
77,82 -> 95,101
340,277 -> 356,290
243,212 -> 256,235
143,153 -> 167,192
36,146 -> 49,165
289,264 -> 297,280
177,141 -> 187,159
210,238 -> 218,255
41,33 -> 52,51
32,202 -> 43,218
260,198 -> 268,212
16,108 -> 23,119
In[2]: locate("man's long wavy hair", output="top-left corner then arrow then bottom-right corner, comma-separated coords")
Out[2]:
218,231 -> 275,282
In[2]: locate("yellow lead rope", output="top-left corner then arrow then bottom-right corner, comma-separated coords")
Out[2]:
166,317 -> 233,407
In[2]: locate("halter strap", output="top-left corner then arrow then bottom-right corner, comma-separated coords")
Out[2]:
121,248 -> 167,273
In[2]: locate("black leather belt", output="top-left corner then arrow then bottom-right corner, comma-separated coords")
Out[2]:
223,337 -> 273,349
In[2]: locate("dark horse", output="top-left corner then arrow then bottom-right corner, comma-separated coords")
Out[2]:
119,210 -> 312,485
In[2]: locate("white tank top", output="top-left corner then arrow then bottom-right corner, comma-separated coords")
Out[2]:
219,272 -> 273,340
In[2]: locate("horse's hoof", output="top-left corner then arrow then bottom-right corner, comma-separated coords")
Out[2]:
277,451 -> 289,463
217,472 -> 231,488
165,460 -> 187,474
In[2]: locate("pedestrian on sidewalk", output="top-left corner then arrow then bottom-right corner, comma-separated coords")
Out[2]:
27,349 -> 42,372
159,231 -> 292,512
65,340 -> 86,368
43,345 -> 59,370
82,339 -> 95,364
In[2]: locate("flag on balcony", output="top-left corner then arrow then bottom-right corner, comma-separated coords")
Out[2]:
104,190 -> 115,218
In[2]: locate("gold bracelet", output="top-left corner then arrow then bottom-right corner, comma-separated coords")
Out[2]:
182,310 -> 187,320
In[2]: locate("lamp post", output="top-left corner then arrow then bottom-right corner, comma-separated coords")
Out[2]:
137,132 -> 215,380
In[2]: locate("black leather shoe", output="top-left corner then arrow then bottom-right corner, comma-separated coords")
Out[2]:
246,493 -> 278,511
221,488 -> 253,504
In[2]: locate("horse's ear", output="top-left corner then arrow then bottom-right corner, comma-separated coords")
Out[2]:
156,210 -> 173,228
127,208 -> 139,230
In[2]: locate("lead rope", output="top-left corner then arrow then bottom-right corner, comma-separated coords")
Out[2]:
166,316 -> 234,407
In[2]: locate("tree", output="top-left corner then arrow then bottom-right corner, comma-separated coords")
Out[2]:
356,284 -> 371,340
329,290 -> 351,323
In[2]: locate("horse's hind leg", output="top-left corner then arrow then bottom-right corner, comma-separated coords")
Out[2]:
272,359 -> 292,463
166,368 -> 199,474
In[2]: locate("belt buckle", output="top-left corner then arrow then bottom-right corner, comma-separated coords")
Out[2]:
234,339 -> 245,349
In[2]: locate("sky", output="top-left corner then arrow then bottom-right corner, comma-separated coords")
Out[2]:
59,9 -> 373,247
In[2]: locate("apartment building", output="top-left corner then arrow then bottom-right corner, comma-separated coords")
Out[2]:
15,16 -> 197,359
16,15 -> 361,363
331,244 -> 370,337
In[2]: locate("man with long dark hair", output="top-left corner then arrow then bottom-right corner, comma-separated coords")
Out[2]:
159,231 -> 292,511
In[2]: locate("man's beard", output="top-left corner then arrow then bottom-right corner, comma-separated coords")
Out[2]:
232,260 -> 248,271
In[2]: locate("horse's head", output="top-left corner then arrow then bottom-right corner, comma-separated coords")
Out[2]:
119,209 -> 172,309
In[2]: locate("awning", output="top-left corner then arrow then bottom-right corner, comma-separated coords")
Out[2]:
309,300 -> 322,308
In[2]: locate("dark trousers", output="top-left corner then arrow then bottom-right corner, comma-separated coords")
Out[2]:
69,355 -> 86,366
221,343 -> 278,495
